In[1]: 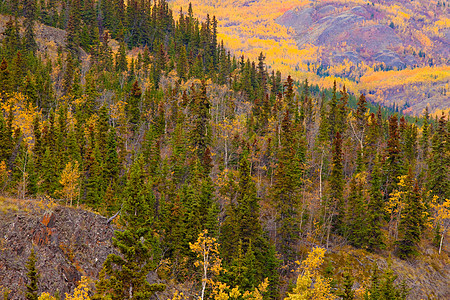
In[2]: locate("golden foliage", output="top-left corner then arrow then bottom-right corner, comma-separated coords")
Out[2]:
65,276 -> 91,300
38,292 -> 57,300
59,161 -> 81,207
0,161 -> 9,190
189,230 -> 269,300
170,0 -> 449,115
0,93 -> 40,146
286,247 -> 335,300
430,197 -> 450,254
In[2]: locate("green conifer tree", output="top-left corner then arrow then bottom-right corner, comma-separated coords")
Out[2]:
128,80 -> 142,130
189,81 -> 211,171
23,0 -> 37,54
116,40 -> 128,73
366,157 -> 385,251
272,110 -> 302,265
94,155 -> 165,299
428,114 -> 449,201
329,132 -> 345,235
338,271 -> 355,300
384,114 -> 403,198
177,45 -> 188,81
25,248 -> 39,300
397,176 -> 424,259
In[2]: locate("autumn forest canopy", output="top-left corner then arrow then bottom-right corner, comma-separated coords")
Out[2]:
0,0 -> 449,299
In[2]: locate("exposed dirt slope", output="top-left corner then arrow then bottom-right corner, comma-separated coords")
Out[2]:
0,198 -> 115,298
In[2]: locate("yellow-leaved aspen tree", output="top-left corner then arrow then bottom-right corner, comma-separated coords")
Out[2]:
285,247 -> 336,300
189,229 -> 269,300
431,197 -> 450,254
59,161 -> 80,207
37,293 -> 57,300
190,229 -> 222,300
65,276 -> 91,300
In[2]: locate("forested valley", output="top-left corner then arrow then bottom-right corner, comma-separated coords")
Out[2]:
0,0 -> 449,299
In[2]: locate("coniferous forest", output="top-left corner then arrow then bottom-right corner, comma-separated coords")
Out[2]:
0,0 -> 449,299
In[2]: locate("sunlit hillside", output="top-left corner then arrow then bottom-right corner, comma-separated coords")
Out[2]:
169,0 -> 450,116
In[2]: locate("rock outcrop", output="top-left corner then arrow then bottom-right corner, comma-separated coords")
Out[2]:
0,199 -> 115,298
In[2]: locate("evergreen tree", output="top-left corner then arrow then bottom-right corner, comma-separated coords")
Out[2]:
236,148 -> 262,248
2,18 -> 21,60
62,52 -> 75,95
189,81 -> 211,171
25,248 -> 39,300
0,59 -> 10,95
384,114 -> 403,198
355,93 -> 368,172
177,45 -> 188,81
329,132 -> 345,235
420,107 -> 430,161
345,174 -> 367,247
159,193 -> 188,271
105,128 -> 119,186
66,0 -> 81,56
94,155 -> 165,299
116,40 -> 128,73
272,110 -> 303,265
397,176 -> 424,259
366,157 -> 385,251
364,262 -> 408,300
23,0 -> 37,54
328,81 -> 339,139
428,114 -> 449,201
338,271 -> 355,300
0,112 -> 13,163
128,80 -> 142,129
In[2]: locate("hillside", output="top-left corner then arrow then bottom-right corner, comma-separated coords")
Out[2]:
169,0 -> 450,116
276,1 -> 449,68
1,198 -> 449,299
0,0 -> 449,299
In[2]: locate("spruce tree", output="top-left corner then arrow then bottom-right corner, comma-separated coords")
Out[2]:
23,0 -> 37,54
420,107 -> 430,161
116,40 -> 128,73
25,248 -> 39,300
366,157 -> 385,251
346,174 -> 367,247
355,93 -> 368,172
177,45 -> 188,81
236,148 -> 262,248
189,81 -> 211,170
365,261 -> 408,299
0,59 -> 10,95
221,148 -> 280,296
329,131 -> 345,235
397,176 -> 424,259
159,193 -> 188,269
428,114 -> 449,201
338,271 -> 355,300
272,110 -> 302,265
384,114 -> 403,198
66,0 -> 81,56
0,112 -> 13,163
128,80 -> 142,130
105,128 -> 119,186
94,155 -> 165,299
328,81 -> 339,139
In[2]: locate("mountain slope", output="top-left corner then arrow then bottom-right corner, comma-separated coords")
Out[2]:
0,198 -> 449,299
169,0 -> 450,116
